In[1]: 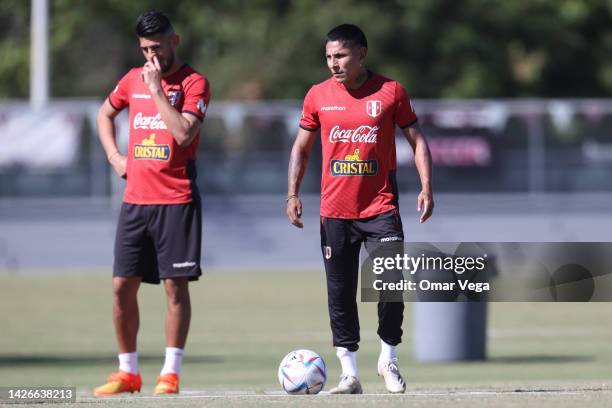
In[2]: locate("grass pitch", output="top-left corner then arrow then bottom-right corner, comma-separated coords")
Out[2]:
0,271 -> 611,407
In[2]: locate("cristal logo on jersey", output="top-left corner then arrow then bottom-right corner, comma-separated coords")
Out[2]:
133,113 -> 167,130
331,148 -> 378,176
366,100 -> 382,117
329,125 -> 378,144
134,134 -> 170,161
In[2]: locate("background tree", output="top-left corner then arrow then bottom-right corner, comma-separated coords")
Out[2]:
2,0 -> 612,99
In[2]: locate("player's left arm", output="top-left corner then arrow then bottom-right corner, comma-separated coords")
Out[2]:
143,57 -> 201,147
401,122 -> 434,223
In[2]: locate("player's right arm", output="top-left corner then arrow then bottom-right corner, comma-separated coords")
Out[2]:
97,98 -> 127,178
286,128 -> 317,228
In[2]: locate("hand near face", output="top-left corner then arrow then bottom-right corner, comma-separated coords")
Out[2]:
142,56 -> 163,93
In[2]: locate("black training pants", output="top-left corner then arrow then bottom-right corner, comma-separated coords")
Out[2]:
320,209 -> 405,352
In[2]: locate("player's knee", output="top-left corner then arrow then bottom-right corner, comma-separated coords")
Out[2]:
165,292 -> 190,311
112,277 -> 139,300
163,278 -> 190,306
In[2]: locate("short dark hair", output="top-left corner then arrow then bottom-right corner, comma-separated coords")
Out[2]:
135,10 -> 174,37
326,24 -> 368,49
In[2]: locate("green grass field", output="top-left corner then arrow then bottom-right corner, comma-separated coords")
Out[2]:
0,271 -> 611,407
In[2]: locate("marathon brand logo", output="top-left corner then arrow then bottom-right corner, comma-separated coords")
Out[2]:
331,149 -> 378,176
321,106 -> 346,111
133,112 -> 167,130
134,134 -> 170,161
173,261 -> 197,268
329,125 -> 379,144
380,236 -> 403,242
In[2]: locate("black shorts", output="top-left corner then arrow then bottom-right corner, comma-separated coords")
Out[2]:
320,209 -> 404,257
320,209 -> 405,290
113,201 -> 202,284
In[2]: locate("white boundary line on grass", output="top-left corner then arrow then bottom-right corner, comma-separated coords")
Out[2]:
77,388 -> 601,401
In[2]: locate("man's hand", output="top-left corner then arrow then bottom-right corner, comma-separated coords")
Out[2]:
286,196 -> 303,228
142,56 -> 163,93
417,190 -> 434,223
109,153 -> 127,178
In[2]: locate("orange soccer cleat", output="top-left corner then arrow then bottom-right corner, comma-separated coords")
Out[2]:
154,372 -> 180,395
93,370 -> 142,396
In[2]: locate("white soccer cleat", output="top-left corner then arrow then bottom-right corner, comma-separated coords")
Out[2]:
377,358 -> 406,393
328,375 -> 363,394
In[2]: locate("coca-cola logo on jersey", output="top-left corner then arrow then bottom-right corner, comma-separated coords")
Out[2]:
329,125 -> 379,144
133,113 -> 167,130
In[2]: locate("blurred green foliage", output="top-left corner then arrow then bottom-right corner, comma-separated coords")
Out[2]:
2,0 -> 612,99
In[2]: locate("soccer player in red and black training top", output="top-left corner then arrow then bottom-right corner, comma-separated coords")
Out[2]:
94,11 -> 210,396
287,24 -> 434,394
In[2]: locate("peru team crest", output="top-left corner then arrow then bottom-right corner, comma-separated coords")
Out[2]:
167,90 -> 183,107
366,100 -> 382,118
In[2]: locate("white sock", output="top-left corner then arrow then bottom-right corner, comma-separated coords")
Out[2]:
118,352 -> 138,374
379,339 -> 398,362
336,347 -> 358,378
160,347 -> 184,376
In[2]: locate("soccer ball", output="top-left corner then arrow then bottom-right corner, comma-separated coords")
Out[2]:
278,349 -> 327,395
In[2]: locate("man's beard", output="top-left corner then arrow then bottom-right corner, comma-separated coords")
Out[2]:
160,54 -> 175,73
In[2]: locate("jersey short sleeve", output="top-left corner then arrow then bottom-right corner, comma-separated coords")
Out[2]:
394,83 -> 418,128
299,87 -> 320,131
108,70 -> 132,111
182,76 -> 211,121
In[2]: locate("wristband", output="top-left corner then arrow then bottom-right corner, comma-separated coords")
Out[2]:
286,194 -> 299,202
